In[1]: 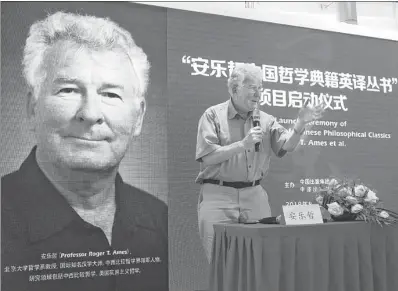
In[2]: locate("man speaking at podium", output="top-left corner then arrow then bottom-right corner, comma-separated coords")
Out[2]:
195,63 -> 325,262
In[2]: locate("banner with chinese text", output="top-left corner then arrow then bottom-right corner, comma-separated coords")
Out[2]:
166,8 -> 398,291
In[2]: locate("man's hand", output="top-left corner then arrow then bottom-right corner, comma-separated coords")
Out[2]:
242,126 -> 264,150
201,127 -> 264,166
297,99 -> 326,124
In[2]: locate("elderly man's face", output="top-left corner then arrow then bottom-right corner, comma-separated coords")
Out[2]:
233,76 -> 262,113
29,41 -> 146,171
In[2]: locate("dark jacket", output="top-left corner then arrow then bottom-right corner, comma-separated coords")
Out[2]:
1,147 -> 168,291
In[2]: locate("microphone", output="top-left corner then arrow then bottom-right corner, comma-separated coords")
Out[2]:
253,103 -> 261,152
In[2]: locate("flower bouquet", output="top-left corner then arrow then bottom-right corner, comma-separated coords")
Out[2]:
314,178 -> 398,225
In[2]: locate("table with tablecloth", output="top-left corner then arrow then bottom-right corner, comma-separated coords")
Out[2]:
209,222 -> 398,291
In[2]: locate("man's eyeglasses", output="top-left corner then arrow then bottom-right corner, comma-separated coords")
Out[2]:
243,85 -> 263,93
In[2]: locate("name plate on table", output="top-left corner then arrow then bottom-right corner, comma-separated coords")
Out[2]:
282,204 -> 324,225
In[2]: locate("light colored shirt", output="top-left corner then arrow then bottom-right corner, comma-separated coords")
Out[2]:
195,99 -> 289,183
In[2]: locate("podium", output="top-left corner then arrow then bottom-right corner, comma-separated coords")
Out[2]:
209,222 -> 398,291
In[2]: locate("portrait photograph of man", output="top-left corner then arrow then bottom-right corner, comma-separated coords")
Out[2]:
1,2 -> 168,291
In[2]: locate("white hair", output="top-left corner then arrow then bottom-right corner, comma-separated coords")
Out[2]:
227,63 -> 262,94
23,11 -> 150,99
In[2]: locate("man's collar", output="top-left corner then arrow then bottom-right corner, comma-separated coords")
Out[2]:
227,98 -> 239,119
19,147 -> 140,243
16,147 -> 79,242
114,174 -> 144,233
227,98 -> 253,120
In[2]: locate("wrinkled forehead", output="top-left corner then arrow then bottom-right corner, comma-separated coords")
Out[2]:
243,75 -> 262,86
42,40 -> 137,85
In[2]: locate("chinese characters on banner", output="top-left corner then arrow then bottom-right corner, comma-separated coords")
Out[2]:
181,55 -> 398,111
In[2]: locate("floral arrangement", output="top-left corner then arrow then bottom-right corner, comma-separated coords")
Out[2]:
314,178 -> 398,225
